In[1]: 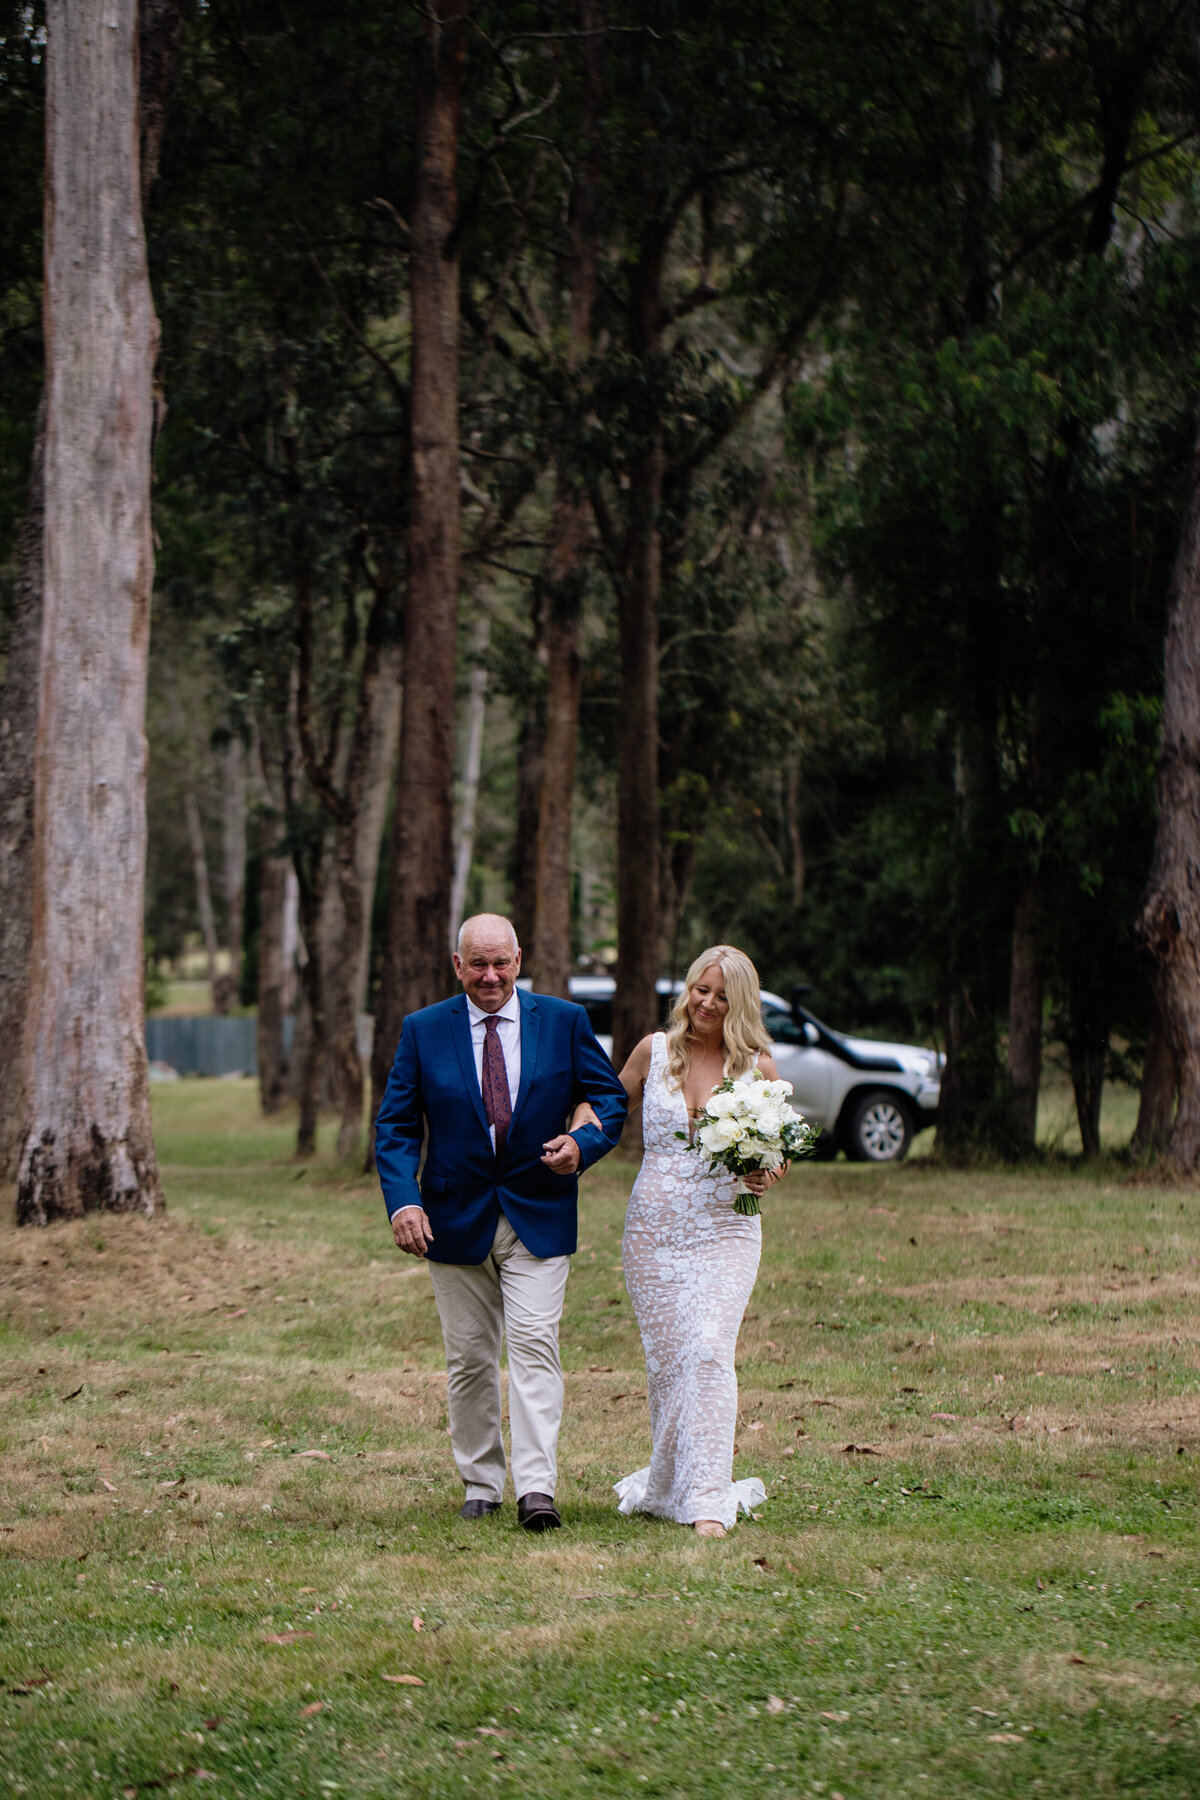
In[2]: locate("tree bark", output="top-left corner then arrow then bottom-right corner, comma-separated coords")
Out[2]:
17,0 -> 162,1223
256,818 -> 290,1114
254,739 -> 289,1115
510,640 -> 546,953
370,0 -> 466,1153
611,232 -> 665,1068
328,638 -> 402,1163
785,763 -> 805,907
528,0 -> 604,1001
167,673 -> 221,1005
216,734 -> 246,1012
1005,869 -> 1043,1150
1135,406 -> 1200,1170
450,613 -> 490,948
1131,991 -> 1176,1156
0,398 -> 45,1183
1067,1001 -> 1107,1160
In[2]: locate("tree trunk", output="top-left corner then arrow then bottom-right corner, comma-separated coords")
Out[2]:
785,762 -> 805,906
510,649 -> 546,953
1067,1009 -> 1107,1159
255,741 -> 289,1115
256,825 -> 290,1115
1131,991 -> 1176,1156
0,398 -> 45,1183
612,233 -> 665,1067
17,0 -> 162,1223
166,670 -> 221,1003
292,867 -> 324,1159
450,614 -> 490,949
183,781 -> 222,1004
937,729 -> 1002,1153
1005,869 -> 1043,1151
369,0 -> 466,1153
216,734 -> 246,1012
1136,407 -> 1200,1169
328,640 -> 402,1163
528,0 -> 604,1000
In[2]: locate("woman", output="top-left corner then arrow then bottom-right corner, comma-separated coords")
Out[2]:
573,945 -> 788,1538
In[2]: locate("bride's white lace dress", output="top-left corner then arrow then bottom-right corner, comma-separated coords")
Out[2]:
614,1032 -> 766,1530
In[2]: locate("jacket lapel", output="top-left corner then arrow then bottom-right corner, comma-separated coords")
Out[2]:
449,994 -> 492,1145
508,989 -> 540,1139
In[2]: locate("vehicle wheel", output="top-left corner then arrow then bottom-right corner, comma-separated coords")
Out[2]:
845,1090 -> 913,1163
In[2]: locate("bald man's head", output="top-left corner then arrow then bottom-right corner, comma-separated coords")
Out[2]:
453,914 -> 521,1012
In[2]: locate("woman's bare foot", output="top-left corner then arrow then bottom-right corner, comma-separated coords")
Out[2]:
693,1519 -> 726,1539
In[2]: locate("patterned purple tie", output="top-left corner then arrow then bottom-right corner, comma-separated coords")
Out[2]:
482,1016 -> 512,1155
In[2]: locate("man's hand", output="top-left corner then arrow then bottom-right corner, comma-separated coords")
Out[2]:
391,1205 -> 435,1258
540,1133 -> 582,1175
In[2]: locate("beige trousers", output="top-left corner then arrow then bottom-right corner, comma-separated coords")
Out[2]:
427,1213 -> 570,1502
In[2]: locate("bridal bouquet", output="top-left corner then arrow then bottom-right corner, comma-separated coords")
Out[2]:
680,1069 -> 817,1215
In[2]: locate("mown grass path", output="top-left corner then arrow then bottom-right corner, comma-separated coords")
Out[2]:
1,1082 -> 1198,1798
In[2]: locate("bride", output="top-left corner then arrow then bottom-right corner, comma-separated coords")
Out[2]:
573,945 -> 788,1539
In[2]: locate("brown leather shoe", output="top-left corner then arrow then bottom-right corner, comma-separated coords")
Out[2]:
459,1498 -> 501,1520
517,1492 -> 561,1532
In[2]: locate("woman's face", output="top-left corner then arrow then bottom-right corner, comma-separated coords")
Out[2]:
688,964 -> 730,1034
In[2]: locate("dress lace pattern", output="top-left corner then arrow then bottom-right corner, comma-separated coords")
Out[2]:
614,1032 -> 766,1530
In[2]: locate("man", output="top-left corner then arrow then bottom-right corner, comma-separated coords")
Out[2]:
375,914 -> 628,1530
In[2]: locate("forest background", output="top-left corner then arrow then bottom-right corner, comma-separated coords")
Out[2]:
2,0 -> 1200,1197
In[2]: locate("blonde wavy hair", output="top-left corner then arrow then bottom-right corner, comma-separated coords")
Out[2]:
664,945 -> 772,1091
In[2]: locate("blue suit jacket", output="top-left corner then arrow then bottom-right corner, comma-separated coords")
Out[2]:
375,989 -> 628,1263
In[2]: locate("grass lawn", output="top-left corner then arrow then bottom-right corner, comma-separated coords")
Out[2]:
1,1080 -> 1197,1800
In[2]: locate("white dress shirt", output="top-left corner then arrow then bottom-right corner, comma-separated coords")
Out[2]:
466,991 -> 521,1149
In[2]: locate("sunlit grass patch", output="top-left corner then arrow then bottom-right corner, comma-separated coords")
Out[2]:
0,1078 -> 1198,1798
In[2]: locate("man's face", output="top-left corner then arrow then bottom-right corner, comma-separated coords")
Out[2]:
454,929 -> 521,1012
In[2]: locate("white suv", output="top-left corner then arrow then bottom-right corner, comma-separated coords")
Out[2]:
549,976 -> 941,1163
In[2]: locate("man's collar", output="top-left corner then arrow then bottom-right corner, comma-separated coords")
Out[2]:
465,991 -> 521,1028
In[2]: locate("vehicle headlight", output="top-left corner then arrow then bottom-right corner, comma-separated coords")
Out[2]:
914,1055 -> 936,1078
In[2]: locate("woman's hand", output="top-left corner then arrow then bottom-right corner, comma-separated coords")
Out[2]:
568,1100 -> 602,1133
743,1162 -> 788,1198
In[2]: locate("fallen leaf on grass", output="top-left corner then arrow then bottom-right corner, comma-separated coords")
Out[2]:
931,1412 -> 958,1422
381,1674 -> 425,1686
299,1702 -> 324,1717
821,1710 -> 850,1723
61,1385 -> 84,1401
987,1732 -> 1025,1743
766,1696 -> 786,1715
748,1421 -> 765,1432
296,1450 -> 332,1460
264,1631 -> 315,1644
1067,1654 -> 1088,1665
188,1771 -> 220,1783
258,1438 -> 276,1448
224,1309 -> 247,1320
101,1479 -> 118,1493
842,1444 -> 880,1456
477,1727 -> 510,1739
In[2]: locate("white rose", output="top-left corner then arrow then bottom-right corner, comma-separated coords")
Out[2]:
706,1090 -> 739,1118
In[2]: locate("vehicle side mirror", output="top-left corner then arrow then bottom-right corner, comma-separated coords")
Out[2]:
803,1020 -> 819,1046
